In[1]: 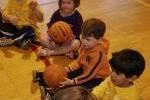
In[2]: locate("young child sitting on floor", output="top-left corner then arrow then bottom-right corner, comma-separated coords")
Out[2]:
37,21 -> 80,59
60,18 -> 111,89
92,49 -> 145,100
0,0 -> 43,48
39,0 -> 83,58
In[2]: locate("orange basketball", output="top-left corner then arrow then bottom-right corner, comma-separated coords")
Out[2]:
48,21 -> 74,44
43,64 -> 67,87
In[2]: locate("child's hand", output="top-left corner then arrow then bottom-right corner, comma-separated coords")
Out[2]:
48,41 -> 59,49
29,0 -> 38,10
37,48 -> 54,57
59,78 -> 74,88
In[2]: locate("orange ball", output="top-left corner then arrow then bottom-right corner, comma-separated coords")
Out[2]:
48,21 -> 74,44
43,64 -> 67,87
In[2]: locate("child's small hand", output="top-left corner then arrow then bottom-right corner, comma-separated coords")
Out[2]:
59,78 -> 74,88
29,0 -> 38,10
37,48 -> 54,57
49,41 -> 59,49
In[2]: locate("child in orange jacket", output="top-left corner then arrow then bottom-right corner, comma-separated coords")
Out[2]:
60,18 -> 111,89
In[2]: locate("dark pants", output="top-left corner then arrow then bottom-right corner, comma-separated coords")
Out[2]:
68,68 -> 104,89
0,17 -> 35,41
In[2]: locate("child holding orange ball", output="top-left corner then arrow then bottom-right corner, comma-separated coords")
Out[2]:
38,0 -> 83,58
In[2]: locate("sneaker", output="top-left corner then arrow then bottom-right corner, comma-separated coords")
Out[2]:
32,70 -> 41,83
15,38 -> 33,49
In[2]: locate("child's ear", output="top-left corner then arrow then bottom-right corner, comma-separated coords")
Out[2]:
128,75 -> 138,82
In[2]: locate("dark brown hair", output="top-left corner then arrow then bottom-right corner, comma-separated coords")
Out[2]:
81,18 -> 106,39
53,86 -> 96,100
110,49 -> 145,78
58,0 -> 80,8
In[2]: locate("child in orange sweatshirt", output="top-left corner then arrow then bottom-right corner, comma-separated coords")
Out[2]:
60,18 -> 111,89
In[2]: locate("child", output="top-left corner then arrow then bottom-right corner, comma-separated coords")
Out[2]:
47,0 -> 83,39
92,49 -> 145,100
60,18 -> 111,89
38,21 -> 79,58
38,0 -> 83,58
52,86 -> 96,100
0,0 -> 43,48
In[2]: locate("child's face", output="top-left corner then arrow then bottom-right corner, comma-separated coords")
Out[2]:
111,69 -> 135,87
80,36 -> 99,49
60,0 -> 75,13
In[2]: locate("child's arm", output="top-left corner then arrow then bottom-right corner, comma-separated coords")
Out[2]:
92,77 -> 111,100
65,59 -> 81,73
60,59 -> 82,86
38,39 -> 80,56
73,52 -> 105,85
60,52 -> 107,87
29,1 -> 44,22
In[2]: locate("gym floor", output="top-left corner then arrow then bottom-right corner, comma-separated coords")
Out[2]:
0,0 -> 150,100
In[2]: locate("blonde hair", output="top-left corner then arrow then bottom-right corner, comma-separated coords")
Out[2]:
53,86 -> 96,100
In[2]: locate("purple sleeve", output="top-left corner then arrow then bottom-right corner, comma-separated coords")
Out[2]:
47,11 -> 58,29
73,12 -> 83,39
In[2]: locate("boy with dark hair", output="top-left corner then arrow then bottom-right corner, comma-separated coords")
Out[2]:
92,49 -> 145,100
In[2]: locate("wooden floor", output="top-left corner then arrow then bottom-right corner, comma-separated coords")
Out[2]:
0,0 -> 150,100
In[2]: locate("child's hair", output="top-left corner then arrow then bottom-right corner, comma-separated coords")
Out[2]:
81,18 -> 106,39
58,0 -> 80,8
53,86 -> 96,100
109,49 -> 145,78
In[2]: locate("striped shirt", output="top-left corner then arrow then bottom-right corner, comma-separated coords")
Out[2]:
68,39 -> 111,85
